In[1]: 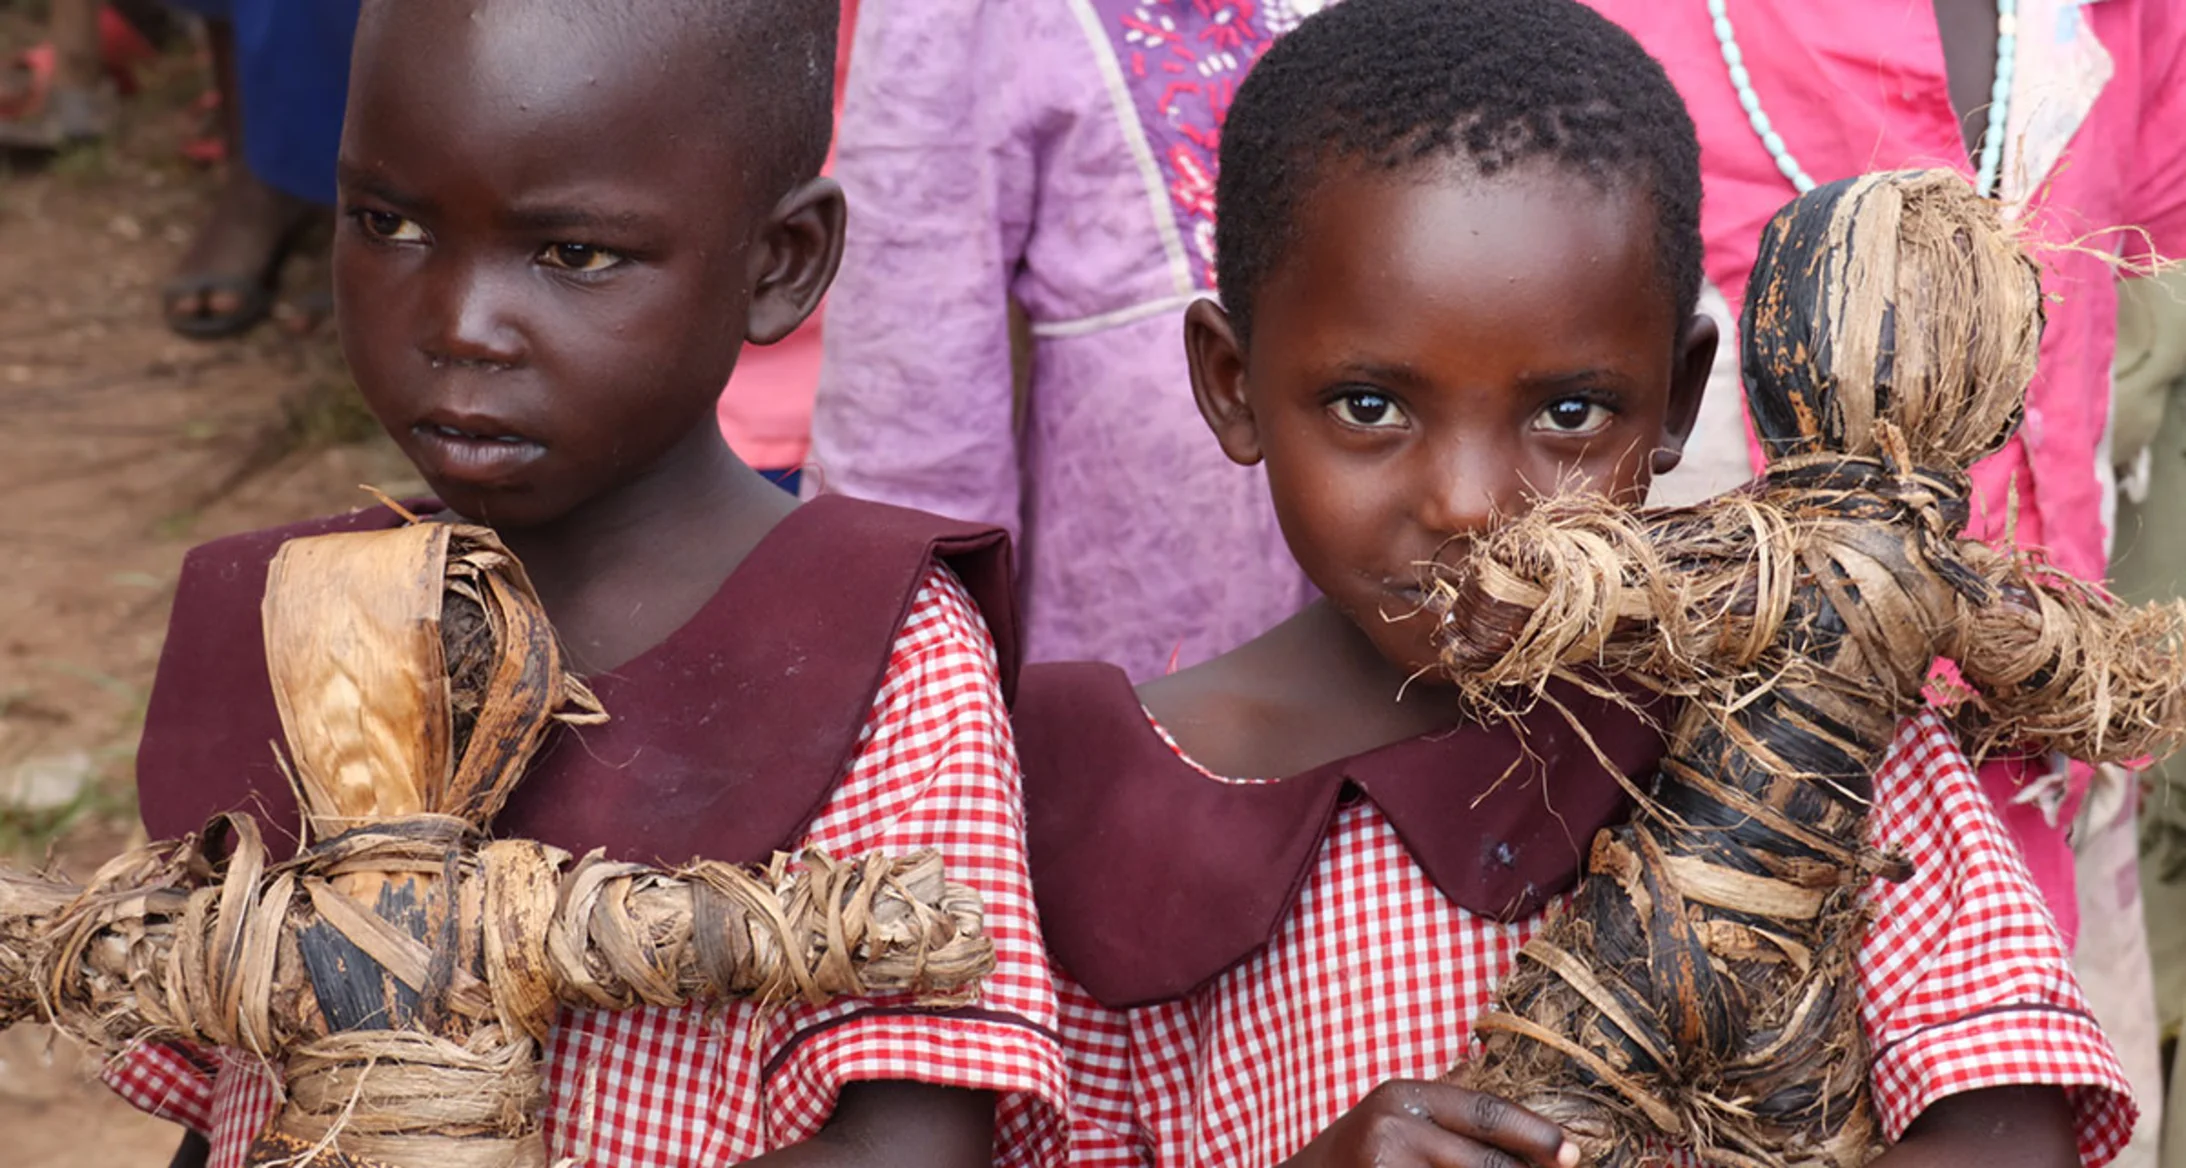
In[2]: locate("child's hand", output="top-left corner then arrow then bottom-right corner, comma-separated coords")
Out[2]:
1281,1081 -> 1580,1168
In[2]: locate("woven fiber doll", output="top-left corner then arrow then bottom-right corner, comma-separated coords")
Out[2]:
1436,168 -> 2186,1168
0,520 -> 999,1168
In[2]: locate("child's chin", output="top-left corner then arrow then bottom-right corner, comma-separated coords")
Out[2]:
1365,631 -> 1448,684
420,480 -> 556,531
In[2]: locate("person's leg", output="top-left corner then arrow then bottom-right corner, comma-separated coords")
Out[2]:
0,0 -> 152,147
49,0 -> 105,96
163,0 -> 360,339
2072,768 -> 2165,1168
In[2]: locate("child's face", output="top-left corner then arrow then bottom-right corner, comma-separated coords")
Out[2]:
1189,161 -> 1712,676
332,6 -> 827,527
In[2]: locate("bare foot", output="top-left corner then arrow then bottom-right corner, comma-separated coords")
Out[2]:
162,165 -> 326,340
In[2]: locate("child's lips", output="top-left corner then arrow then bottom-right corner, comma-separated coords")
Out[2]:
1379,575 -> 1436,611
410,420 -> 545,485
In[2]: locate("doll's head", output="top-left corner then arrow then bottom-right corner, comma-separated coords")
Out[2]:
1741,170 -> 2044,472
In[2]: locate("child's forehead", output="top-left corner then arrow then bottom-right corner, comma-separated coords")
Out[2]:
1293,159 -> 1660,295
1312,153 -> 1640,235
354,1 -> 733,122
346,4 -> 756,188
1250,159 -> 1681,375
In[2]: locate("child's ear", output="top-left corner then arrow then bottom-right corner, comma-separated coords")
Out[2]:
746,177 -> 847,345
1651,312 -> 1720,475
1185,298 -> 1264,465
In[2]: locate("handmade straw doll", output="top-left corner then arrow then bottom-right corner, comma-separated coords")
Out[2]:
1433,169 -> 2186,1167
0,518 -> 1000,1168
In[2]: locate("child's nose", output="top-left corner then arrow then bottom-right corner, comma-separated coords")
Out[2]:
421,258 -> 526,369
1414,442 -> 1514,540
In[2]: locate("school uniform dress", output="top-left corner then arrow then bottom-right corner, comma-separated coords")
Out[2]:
1018,663 -> 2137,1168
101,497 -> 1071,1168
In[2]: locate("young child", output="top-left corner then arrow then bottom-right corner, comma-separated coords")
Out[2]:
1016,2 -> 2137,1166
97,2 -> 1068,1166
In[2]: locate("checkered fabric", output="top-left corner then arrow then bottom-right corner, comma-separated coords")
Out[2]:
1054,709 -> 2137,1168
104,564 -> 1069,1168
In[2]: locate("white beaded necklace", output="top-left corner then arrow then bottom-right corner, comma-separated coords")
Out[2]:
1705,0 -> 2018,197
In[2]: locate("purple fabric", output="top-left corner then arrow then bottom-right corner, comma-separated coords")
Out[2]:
135,497 -> 1018,867
1015,661 -> 1667,1008
806,0 -> 1317,681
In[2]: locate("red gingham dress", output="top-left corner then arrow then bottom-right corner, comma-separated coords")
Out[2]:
103,565 -> 1070,1168
1054,709 -> 2137,1168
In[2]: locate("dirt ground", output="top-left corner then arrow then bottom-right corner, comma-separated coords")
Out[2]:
0,15 -> 417,1163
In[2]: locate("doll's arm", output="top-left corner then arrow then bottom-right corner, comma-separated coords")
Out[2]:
1432,492 -> 1778,697
1948,541 -> 2186,766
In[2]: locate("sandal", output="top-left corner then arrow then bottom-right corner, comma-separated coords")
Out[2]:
162,179 -> 326,341
162,273 -> 275,340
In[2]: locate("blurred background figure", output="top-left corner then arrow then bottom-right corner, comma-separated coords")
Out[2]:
804,0 -> 1319,679
0,0 -> 359,340
155,0 -> 357,340
0,0 -> 164,150
2110,267 -> 2186,1168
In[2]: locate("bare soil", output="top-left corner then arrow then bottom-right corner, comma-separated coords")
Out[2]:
0,15 -> 419,1163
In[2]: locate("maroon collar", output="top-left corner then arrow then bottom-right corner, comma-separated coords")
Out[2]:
1016,661 -> 1666,1009
138,495 -> 1017,866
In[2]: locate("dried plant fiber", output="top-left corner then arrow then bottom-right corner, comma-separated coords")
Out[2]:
1432,170 -> 2186,1168
0,519 -> 997,1168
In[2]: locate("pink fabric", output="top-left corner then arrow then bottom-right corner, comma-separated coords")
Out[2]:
1585,0 -> 2186,948
1587,0 -> 2186,583
720,305 -> 827,471
714,0 -> 860,472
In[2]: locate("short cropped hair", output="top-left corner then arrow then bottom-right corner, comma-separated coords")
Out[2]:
1215,0 -> 1704,345
688,0 -> 838,195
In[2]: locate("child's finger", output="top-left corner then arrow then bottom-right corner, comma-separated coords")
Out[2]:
1381,1081 -> 1578,1168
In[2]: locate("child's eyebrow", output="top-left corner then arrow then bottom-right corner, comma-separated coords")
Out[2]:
1517,368 -> 1634,392
336,163 -> 429,212
1333,359 -> 1432,389
501,205 -> 655,235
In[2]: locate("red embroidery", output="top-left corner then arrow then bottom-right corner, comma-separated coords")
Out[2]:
1102,0 -> 1284,285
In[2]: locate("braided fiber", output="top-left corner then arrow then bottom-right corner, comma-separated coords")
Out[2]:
1432,170 -> 2186,1167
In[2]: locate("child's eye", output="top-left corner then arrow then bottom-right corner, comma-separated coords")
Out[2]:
1330,391 -> 1408,429
1533,397 -> 1615,436
356,210 -> 427,243
538,243 -> 625,273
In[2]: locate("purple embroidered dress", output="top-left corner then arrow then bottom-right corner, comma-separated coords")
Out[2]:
806,0 -> 1328,679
